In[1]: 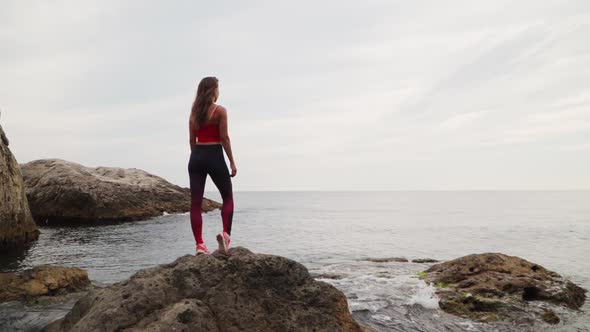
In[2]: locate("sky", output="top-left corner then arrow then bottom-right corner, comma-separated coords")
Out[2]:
1,0 -> 589,191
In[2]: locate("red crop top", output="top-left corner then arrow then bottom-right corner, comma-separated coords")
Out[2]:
195,105 -> 221,143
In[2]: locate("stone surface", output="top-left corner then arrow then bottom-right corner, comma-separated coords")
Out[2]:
541,308 -> 560,324
0,124 -> 40,249
21,159 -> 221,224
412,258 -> 439,263
0,266 -> 90,303
423,253 -> 587,325
310,272 -> 343,280
365,257 -> 408,263
46,247 -> 362,332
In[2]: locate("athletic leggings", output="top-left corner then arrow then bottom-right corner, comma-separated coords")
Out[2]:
188,144 -> 234,245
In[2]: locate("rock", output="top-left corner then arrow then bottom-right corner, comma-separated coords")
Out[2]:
541,308 -> 560,324
412,258 -> 439,263
0,123 -> 40,249
422,253 -> 587,325
45,247 -> 362,332
365,257 -> 408,263
20,159 -> 221,224
0,266 -> 90,303
310,272 -> 343,280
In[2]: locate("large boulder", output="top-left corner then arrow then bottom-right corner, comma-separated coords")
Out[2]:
20,159 -> 221,224
422,253 -> 587,325
0,266 -> 90,303
0,123 -> 39,249
46,247 -> 363,332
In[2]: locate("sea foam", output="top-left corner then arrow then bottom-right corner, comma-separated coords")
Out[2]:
407,281 -> 439,309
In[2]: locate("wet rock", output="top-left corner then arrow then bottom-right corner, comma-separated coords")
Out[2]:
310,272 -> 343,280
20,159 -> 221,224
45,247 -> 362,332
541,309 -> 560,324
0,266 -> 90,303
412,258 -> 439,263
365,257 -> 408,263
423,253 -> 587,325
0,123 -> 40,250
0,298 -> 83,332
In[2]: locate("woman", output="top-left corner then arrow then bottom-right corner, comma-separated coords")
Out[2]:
188,77 -> 237,255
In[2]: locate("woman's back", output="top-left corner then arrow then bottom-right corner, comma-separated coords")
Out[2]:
195,105 -> 221,143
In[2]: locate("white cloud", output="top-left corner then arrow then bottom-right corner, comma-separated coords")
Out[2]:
438,111 -> 488,131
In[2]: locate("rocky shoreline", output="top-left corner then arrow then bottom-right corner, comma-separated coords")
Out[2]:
21,159 -> 220,224
1,251 -> 586,331
2,124 -> 587,331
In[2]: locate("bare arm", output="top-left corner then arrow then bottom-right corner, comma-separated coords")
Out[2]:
218,107 -> 237,177
189,119 -> 196,150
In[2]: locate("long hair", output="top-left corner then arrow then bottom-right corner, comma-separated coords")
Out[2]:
190,77 -> 219,129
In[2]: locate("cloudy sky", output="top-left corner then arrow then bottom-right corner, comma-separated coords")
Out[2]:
1,1 -> 589,190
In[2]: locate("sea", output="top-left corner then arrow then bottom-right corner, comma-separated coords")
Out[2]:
1,191 -> 589,331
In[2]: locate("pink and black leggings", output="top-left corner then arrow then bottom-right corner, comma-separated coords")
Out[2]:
188,144 -> 234,245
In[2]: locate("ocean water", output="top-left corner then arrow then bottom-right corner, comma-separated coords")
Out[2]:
1,191 -> 589,331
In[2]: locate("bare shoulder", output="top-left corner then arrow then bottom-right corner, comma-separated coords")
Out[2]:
215,105 -> 228,118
